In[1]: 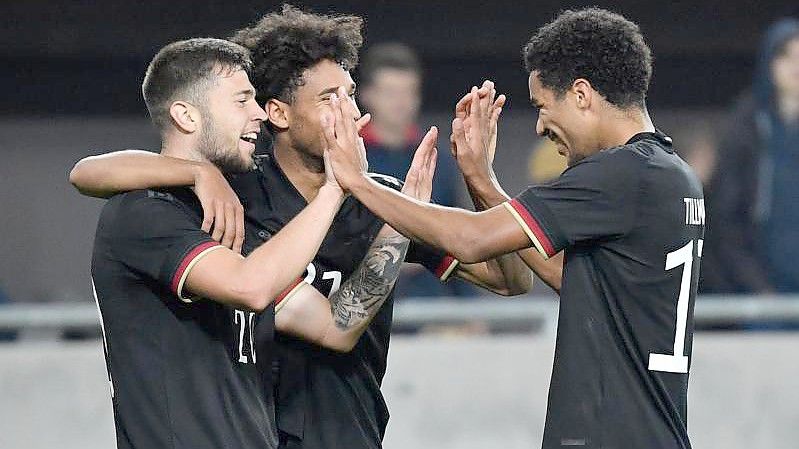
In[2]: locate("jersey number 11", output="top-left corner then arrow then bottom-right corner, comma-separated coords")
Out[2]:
648,239 -> 702,374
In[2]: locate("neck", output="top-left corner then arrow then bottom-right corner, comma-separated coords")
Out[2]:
160,133 -> 204,163
273,136 -> 326,201
597,105 -> 656,149
370,120 -> 409,148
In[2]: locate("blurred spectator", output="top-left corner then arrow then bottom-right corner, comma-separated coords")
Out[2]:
358,42 -> 473,298
703,18 -> 799,294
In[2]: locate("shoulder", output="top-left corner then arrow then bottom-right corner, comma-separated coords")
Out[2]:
367,172 -> 404,192
100,188 -> 199,237
564,145 -> 649,180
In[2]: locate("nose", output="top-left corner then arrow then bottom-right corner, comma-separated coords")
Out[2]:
347,94 -> 362,120
535,116 -> 545,137
250,101 -> 268,122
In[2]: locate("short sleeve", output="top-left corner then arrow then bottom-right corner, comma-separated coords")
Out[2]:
109,191 -> 224,302
406,242 -> 460,283
504,149 -> 644,258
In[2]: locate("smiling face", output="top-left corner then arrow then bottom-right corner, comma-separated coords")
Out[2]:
269,59 -> 361,171
529,71 -> 600,167
197,68 -> 266,173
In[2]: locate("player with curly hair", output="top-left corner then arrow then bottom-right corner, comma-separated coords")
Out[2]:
326,8 -> 702,449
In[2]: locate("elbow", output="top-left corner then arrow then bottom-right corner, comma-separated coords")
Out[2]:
450,231 -> 494,265
226,281 -> 273,312
68,162 -> 89,192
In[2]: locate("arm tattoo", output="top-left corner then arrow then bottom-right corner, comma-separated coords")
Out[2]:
329,233 -> 410,330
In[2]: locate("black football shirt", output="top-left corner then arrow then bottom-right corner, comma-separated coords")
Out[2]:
505,133 -> 703,449
91,188 -> 279,449
228,153 -> 455,449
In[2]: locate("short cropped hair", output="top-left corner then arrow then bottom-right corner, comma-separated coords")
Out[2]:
523,8 -> 652,108
230,4 -> 363,105
142,38 -> 253,129
359,42 -> 422,87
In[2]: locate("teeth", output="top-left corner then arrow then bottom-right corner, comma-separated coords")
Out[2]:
241,132 -> 258,140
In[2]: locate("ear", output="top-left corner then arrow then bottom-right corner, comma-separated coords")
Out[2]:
168,101 -> 200,133
265,99 -> 289,131
571,78 -> 594,110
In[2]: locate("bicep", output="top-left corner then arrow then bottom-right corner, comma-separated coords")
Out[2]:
183,246 -> 262,309
461,204 -> 535,263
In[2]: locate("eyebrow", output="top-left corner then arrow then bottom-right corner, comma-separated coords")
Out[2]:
234,89 -> 255,98
318,83 -> 357,97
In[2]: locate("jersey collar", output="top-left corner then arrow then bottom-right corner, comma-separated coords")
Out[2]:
626,131 -> 674,151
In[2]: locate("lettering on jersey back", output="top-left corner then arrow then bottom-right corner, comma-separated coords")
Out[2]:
683,198 -> 705,226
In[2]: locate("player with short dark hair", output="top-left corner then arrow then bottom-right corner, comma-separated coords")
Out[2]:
72,6 -> 533,449
325,8 -> 702,449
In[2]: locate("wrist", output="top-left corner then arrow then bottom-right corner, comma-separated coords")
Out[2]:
192,162 -> 221,185
318,183 -> 347,205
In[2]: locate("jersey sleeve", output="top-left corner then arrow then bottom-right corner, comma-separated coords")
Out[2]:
504,149 -> 644,259
110,192 -> 224,302
406,242 -> 460,282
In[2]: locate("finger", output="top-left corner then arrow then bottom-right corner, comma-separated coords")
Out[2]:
455,91 -> 473,119
452,117 -> 470,155
357,137 -> 368,172
449,131 -> 458,158
337,87 -> 358,139
221,203 -> 236,249
233,202 -> 244,254
477,80 -> 492,97
211,201 -> 225,242
409,128 -> 434,173
320,110 -> 338,150
493,93 -> 507,109
201,202 -> 214,233
470,86 -> 483,123
330,92 -> 344,138
355,113 -> 372,134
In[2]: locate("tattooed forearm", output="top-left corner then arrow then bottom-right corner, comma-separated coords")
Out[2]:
329,231 -> 410,330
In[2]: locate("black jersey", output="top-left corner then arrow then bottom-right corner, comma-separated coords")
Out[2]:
91,188 -> 278,449
229,153 -> 454,449
505,133 -> 703,449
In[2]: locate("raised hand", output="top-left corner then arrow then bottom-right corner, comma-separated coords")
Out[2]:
194,164 -> 245,253
450,81 -> 505,181
321,87 -> 369,192
453,80 -> 506,160
402,126 -> 438,203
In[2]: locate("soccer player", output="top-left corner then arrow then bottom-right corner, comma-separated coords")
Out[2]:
71,6 -> 534,449
324,8 -> 703,449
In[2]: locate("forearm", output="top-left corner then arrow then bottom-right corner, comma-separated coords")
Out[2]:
69,150 -> 201,198
321,226 -> 410,349
234,185 -> 345,301
348,176 -> 509,263
518,251 -> 563,293
277,225 -> 410,352
463,172 -> 533,295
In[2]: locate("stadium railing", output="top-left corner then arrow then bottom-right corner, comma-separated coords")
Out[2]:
1,295 -> 798,338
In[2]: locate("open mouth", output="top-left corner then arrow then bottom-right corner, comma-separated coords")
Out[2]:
240,132 -> 258,145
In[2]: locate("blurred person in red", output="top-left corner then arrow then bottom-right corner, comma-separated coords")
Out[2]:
358,42 -> 471,298
703,18 -> 799,294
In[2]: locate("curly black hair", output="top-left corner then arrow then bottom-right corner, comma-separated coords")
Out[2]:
230,4 -> 363,106
523,8 -> 652,108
